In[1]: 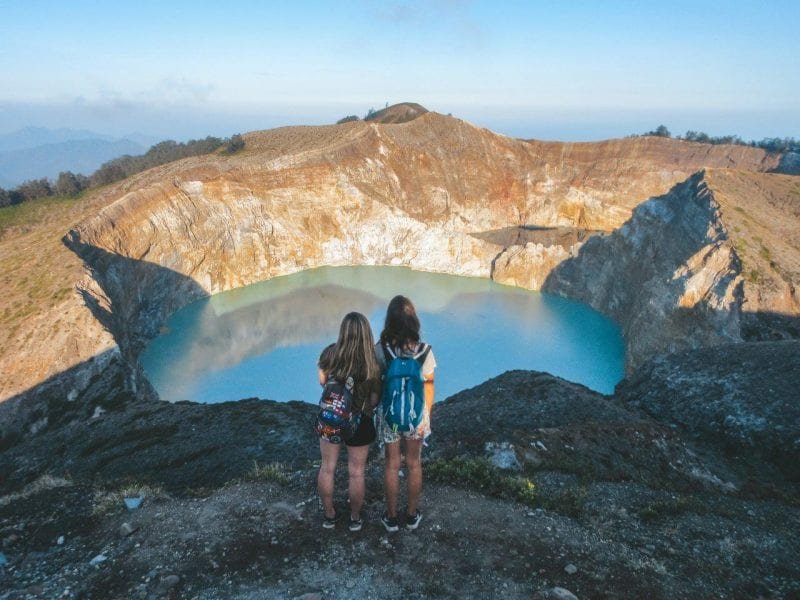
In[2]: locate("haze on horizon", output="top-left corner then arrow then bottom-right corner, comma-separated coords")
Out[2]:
2,0 -> 799,142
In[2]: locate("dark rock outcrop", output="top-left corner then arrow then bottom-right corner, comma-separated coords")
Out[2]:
0,398 -> 317,494
616,339 -> 800,477
1,359 -> 798,598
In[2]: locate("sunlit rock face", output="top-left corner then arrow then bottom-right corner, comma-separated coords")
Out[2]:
65,114 -> 779,355
495,168 -> 800,369
2,110 -> 797,417
540,173 -> 744,369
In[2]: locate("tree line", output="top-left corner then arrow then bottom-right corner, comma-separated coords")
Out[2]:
335,103 -> 392,124
639,125 -> 799,154
0,134 -> 245,208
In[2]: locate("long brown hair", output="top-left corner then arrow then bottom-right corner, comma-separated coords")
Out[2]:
320,312 -> 380,382
379,295 -> 421,348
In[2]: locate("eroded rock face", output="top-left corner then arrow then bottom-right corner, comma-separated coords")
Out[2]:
64,117 -> 785,374
538,173 -> 745,367
1,112 -> 797,422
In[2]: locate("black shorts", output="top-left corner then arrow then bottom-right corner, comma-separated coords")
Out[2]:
346,415 -> 376,447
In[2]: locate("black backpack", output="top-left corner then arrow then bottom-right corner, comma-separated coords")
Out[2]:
314,375 -> 361,443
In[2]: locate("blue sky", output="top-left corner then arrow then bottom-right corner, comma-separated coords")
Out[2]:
1,0 -> 798,140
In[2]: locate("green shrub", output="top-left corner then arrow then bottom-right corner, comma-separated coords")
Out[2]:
92,482 -> 169,515
245,460 -> 290,485
427,456 -> 536,506
637,495 -> 701,521
225,133 -> 245,154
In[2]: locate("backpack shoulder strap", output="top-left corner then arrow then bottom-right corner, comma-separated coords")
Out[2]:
325,374 -> 353,389
413,343 -> 431,364
383,343 -> 397,362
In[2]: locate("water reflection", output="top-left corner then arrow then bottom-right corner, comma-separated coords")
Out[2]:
140,266 -> 624,403
472,226 -> 604,249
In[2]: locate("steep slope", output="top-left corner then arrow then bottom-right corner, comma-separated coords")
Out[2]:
525,170 -> 799,367
0,193 -> 122,408
704,169 -> 800,338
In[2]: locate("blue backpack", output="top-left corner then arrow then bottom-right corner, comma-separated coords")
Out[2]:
381,343 -> 431,433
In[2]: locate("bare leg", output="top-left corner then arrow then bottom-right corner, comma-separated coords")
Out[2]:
384,441 -> 401,518
318,438 -> 341,518
346,444 -> 370,520
404,438 -> 424,516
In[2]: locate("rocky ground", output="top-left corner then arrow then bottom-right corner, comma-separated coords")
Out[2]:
1,342 -> 799,599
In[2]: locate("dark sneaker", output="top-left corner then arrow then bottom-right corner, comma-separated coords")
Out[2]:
322,514 -> 336,529
348,517 -> 363,532
405,510 -> 422,530
381,512 -> 399,532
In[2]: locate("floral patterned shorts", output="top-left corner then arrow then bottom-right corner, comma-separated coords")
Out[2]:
376,410 -> 431,445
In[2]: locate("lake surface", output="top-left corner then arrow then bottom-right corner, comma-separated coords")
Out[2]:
139,266 -> 624,403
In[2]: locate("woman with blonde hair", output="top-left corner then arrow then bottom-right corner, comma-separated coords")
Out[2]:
315,312 -> 381,531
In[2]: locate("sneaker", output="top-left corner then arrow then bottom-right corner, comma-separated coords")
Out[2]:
322,514 -> 336,529
348,517 -> 363,532
381,512 -> 399,533
405,510 -> 422,530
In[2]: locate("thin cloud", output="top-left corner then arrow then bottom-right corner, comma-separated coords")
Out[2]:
377,0 -> 472,22
152,78 -> 215,104
92,78 -> 216,107
375,0 -> 483,41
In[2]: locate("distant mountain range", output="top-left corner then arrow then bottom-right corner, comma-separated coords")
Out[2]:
0,127 -> 158,188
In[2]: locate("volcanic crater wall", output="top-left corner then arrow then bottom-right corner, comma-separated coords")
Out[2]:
540,173 -> 744,367
3,114 -> 798,436
71,118 -> 795,388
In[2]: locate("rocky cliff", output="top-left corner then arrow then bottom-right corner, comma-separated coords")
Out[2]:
64,116 -> 782,353
537,173 -> 744,366
495,170 -> 800,367
1,109 -> 797,432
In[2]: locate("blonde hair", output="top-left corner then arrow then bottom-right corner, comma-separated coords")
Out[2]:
321,312 -> 380,382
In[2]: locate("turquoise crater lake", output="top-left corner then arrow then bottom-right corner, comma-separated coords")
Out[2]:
139,266 -> 624,403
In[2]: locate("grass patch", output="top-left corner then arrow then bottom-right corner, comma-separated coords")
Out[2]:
0,194 -> 82,235
733,239 -> 749,261
92,481 -> 170,515
636,495 -> 704,521
427,457 -> 537,507
536,485 -> 589,518
244,461 -> 291,485
51,288 -> 72,302
747,269 -> 762,283
0,474 -> 72,507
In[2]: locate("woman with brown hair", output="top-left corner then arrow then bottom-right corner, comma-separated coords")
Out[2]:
376,295 -> 436,532
316,312 -> 381,531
